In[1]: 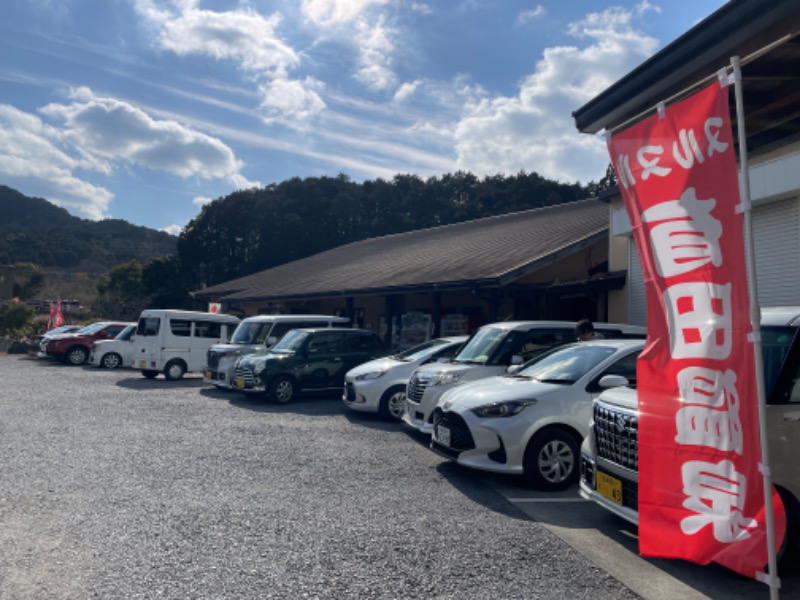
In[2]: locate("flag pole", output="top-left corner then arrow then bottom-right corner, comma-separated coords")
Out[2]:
731,54 -> 780,600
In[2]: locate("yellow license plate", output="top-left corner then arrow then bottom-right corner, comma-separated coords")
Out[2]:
204,370 -> 212,379
234,377 -> 246,389
139,360 -> 146,368
596,471 -> 623,505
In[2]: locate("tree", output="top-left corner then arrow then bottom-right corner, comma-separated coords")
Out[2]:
94,260 -> 148,320
11,262 -> 45,299
0,300 -> 36,338
142,255 -> 195,310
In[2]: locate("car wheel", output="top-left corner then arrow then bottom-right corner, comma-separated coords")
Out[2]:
65,346 -> 88,366
379,385 -> 407,421
101,352 -> 122,369
270,376 -> 296,403
523,428 -> 580,491
141,369 -> 159,379
164,360 -> 187,381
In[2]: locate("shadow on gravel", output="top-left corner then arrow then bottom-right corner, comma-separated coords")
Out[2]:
223,393 -> 348,417
434,460 -> 534,521
341,409 -> 406,432
115,376 -> 207,390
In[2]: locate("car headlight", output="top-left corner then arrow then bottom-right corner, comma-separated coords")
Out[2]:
431,370 -> 468,386
471,399 -> 537,418
355,370 -> 386,381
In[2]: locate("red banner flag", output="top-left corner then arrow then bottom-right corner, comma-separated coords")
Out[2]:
53,297 -> 63,329
607,81 -> 785,578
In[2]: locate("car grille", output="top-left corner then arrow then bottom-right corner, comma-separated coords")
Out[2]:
233,365 -> 256,387
431,408 -> 475,451
406,373 -> 430,404
344,382 -> 356,401
594,403 -> 638,471
207,350 -> 222,369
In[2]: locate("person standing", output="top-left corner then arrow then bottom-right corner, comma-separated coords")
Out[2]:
575,319 -> 604,341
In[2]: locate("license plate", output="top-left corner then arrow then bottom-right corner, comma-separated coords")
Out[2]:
204,370 -> 212,380
596,471 -> 623,505
234,377 -> 246,389
139,360 -> 146,368
435,425 -> 451,447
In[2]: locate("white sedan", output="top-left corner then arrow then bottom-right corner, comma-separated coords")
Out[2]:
343,336 -> 467,420
430,339 -> 643,491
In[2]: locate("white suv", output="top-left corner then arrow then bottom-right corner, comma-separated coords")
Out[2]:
579,307 -> 800,556
402,320 -> 646,434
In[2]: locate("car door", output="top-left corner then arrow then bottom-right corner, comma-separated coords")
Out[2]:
299,331 -> 346,391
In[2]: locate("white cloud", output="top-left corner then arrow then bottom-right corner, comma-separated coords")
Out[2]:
410,3 -> 432,15
258,77 -> 327,123
0,104 -> 114,220
453,5 -> 659,184
301,0 -> 389,26
134,0 -> 322,123
161,224 -> 183,236
192,195 -> 213,207
40,87 -> 250,183
393,80 -> 421,103
517,5 -> 546,25
354,16 -> 397,90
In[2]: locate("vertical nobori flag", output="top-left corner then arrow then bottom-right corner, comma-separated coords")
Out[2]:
606,81 -> 785,578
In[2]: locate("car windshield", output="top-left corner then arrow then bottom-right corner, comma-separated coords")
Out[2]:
230,321 -> 271,345
762,325 -> 798,400
452,327 -> 509,365
393,339 -> 450,362
517,344 -> 617,384
77,322 -> 106,335
116,325 -> 135,341
270,329 -> 309,354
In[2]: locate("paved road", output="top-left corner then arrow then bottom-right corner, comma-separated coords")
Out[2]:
0,356 -> 638,599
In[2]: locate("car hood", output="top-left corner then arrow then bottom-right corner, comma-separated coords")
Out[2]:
438,375 -> 563,412
415,361 -> 479,377
347,356 -> 404,376
595,385 -> 638,411
238,351 -> 292,366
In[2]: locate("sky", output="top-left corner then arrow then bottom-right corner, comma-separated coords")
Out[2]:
0,0 -> 728,236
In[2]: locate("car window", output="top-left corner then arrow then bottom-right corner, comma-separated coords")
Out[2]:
137,317 -> 160,337
431,342 -> 461,361
515,328 -> 570,362
307,331 -> 343,354
170,319 -> 191,337
518,344 -> 617,383
116,326 -> 135,341
587,349 -> 642,392
104,325 -> 126,338
195,321 -> 222,339
345,333 -> 382,353
269,322 -> 298,340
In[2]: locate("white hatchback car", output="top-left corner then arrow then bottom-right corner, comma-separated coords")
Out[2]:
429,339 -> 644,491
89,323 -> 137,369
343,336 -> 467,420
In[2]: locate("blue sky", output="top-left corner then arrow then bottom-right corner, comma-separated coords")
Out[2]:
0,0 -> 727,235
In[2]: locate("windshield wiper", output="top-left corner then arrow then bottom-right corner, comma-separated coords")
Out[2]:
534,377 -> 575,385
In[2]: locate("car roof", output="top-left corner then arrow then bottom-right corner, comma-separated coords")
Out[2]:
240,314 -> 350,323
761,307 -> 800,327
477,320 -> 646,332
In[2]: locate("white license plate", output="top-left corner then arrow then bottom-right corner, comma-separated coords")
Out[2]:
435,425 -> 451,447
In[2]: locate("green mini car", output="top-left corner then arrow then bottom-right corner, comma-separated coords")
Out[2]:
232,327 -> 386,403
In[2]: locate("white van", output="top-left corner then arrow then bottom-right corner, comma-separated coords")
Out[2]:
204,314 -> 350,389
132,309 -> 241,380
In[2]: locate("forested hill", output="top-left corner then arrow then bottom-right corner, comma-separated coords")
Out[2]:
0,185 -> 176,273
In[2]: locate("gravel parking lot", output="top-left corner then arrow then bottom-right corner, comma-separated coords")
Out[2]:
0,356 -> 640,599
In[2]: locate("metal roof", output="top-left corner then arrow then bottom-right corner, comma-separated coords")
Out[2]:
196,199 -> 609,302
573,0 -> 800,156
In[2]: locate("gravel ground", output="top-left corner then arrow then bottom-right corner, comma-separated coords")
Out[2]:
0,356 -> 640,599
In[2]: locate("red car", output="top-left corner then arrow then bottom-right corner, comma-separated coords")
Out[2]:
39,321 -> 133,365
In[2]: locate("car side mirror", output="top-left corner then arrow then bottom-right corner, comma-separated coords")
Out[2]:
507,364 -> 522,375
599,374 -> 629,389
266,336 -> 278,346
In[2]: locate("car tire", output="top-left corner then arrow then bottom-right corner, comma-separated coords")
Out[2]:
523,428 -> 580,491
270,375 -> 296,404
101,352 -> 122,369
65,346 -> 88,366
164,360 -> 187,381
379,385 -> 407,421
141,369 -> 159,379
